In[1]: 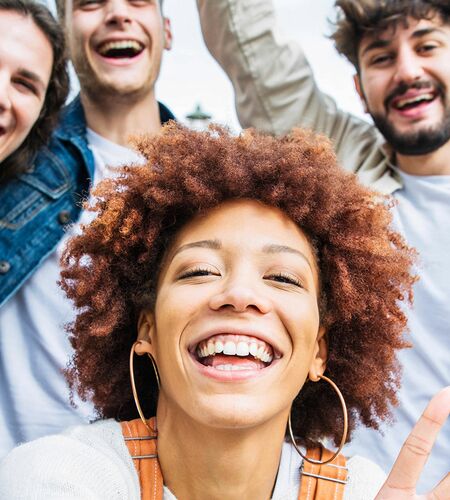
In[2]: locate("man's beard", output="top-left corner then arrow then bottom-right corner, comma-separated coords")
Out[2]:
72,54 -> 151,105
371,107 -> 450,156
370,79 -> 450,156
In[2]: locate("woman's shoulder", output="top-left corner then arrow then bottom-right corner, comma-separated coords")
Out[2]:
0,419 -> 140,499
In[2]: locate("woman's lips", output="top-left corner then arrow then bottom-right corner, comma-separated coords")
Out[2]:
189,333 -> 282,381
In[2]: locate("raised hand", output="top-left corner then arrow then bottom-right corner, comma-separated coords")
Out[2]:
375,386 -> 450,499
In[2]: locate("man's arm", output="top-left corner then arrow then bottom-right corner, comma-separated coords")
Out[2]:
197,0 -> 379,168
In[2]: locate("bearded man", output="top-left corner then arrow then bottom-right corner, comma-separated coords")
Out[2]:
197,0 -> 450,491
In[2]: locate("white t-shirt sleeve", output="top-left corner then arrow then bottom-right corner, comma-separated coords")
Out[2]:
0,421 -> 139,500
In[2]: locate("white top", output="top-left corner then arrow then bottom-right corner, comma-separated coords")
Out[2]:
0,130 -> 142,459
346,171 -> 450,492
0,419 -> 386,499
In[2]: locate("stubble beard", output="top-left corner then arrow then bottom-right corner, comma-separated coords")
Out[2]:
73,54 -> 154,107
371,106 -> 450,156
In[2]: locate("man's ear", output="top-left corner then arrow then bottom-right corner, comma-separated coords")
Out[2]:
163,18 -> 173,51
354,73 -> 369,113
136,310 -> 156,356
308,326 -> 327,382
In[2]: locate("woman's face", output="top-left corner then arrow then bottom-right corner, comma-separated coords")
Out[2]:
0,11 -> 53,163
139,200 -> 327,429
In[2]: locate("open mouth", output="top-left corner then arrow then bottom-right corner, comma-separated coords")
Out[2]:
96,40 -> 145,59
192,334 -> 280,372
391,91 -> 438,111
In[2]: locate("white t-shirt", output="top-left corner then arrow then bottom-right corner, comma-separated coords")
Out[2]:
346,170 -> 450,493
0,129 -> 142,459
0,419 -> 386,499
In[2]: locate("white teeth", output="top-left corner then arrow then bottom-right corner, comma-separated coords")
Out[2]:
236,342 -> 250,356
223,341 -> 237,355
256,345 -> 266,360
196,337 -> 276,363
98,40 -> 142,55
215,364 -> 251,371
396,93 -> 434,109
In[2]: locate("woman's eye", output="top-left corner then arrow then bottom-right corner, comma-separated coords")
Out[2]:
178,267 -> 220,280
265,273 -> 302,287
13,79 -> 37,95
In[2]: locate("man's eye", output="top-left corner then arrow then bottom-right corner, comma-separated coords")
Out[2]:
418,43 -> 438,54
178,267 -> 220,280
265,273 -> 302,287
77,0 -> 102,8
371,53 -> 393,66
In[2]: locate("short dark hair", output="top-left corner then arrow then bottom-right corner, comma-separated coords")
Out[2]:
61,124 -> 416,448
0,0 -> 69,182
332,0 -> 450,69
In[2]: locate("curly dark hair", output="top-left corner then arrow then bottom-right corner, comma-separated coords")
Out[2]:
332,0 -> 450,70
0,0 -> 69,183
61,123 -> 415,447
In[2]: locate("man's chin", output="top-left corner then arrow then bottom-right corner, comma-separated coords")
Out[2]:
371,113 -> 450,156
81,77 -> 152,103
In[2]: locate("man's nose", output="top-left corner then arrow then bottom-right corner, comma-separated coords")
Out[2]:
104,0 -> 132,26
393,47 -> 424,85
209,276 -> 272,315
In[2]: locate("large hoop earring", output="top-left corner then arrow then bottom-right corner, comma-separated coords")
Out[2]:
129,341 -> 161,433
288,374 -> 348,465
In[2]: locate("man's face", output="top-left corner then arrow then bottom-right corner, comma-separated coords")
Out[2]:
355,16 -> 450,156
66,0 -> 171,101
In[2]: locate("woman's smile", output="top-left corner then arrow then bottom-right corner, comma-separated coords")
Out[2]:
140,198 -> 324,427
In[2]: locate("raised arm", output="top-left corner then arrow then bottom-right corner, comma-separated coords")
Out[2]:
197,0 -> 376,146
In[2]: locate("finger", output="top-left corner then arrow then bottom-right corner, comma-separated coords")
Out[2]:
380,387 -> 450,493
431,471 -> 450,500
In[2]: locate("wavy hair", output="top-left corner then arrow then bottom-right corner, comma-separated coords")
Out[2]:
332,0 -> 450,69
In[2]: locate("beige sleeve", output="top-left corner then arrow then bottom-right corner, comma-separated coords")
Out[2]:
196,0 -> 379,172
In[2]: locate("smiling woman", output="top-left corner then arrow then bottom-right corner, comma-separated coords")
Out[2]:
0,124 -> 448,499
0,0 -> 68,181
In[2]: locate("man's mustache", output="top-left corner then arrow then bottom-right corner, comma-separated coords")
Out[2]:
384,80 -> 445,109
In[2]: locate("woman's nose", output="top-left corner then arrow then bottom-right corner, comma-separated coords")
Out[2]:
209,278 -> 272,315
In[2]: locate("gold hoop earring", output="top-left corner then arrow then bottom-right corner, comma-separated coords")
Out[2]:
129,341 -> 160,433
288,374 -> 348,465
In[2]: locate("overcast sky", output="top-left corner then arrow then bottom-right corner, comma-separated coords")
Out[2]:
46,0 -> 370,130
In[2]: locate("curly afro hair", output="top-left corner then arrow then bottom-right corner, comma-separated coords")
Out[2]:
61,123 -> 415,447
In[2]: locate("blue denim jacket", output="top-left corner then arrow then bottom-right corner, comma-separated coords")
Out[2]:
0,95 -> 174,307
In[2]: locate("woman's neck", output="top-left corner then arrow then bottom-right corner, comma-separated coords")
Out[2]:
156,408 -> 289,500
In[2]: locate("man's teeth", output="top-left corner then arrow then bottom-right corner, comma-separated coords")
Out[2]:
395,93 -> 434,109
98,40 -> 142,55
197,338 -> 273,363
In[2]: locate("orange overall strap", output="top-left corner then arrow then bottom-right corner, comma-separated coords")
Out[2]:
298,447 -> 348,500
121,418 -> 163,500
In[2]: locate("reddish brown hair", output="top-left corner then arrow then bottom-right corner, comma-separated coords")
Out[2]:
61,124 -> 415,447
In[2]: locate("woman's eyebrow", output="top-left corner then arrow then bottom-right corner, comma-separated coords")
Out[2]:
262,244 -> 313,271
172,239 -> 221,258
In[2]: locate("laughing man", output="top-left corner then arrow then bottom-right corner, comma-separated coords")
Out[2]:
197,0 -> 450,491
0,0 -> 173,457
